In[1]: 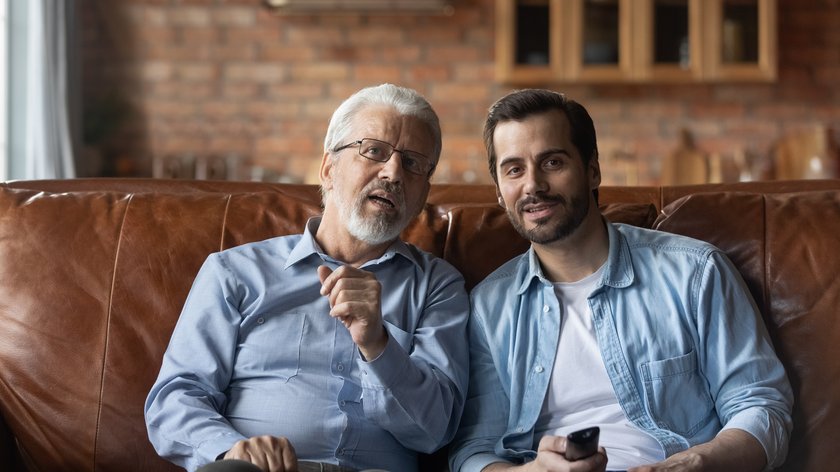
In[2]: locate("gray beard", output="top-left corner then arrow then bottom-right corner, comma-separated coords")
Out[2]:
344,204 -> 404,245
334,180 -> 408,246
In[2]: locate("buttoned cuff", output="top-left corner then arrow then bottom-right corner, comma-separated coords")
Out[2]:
196,432 -> 249,469
355,331 -> 411,389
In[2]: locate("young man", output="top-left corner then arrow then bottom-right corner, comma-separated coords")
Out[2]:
145,84 -> 469,472
450,89 -> 793,472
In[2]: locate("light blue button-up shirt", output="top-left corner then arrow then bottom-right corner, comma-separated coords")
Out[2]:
450,221 -> 793,472
145,218 -> 469,472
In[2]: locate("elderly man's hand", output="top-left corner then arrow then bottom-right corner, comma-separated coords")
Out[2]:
223,435 -> 298,472
318,265 -> 388,360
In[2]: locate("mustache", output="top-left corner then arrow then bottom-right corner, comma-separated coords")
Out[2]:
515,194 -> 566,212
365,180 -> 405,206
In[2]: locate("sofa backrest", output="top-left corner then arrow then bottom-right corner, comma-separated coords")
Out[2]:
655,190 -> 840,471
0,179 -> 837,471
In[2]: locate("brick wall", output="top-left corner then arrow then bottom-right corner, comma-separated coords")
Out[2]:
81,0 -> 840,185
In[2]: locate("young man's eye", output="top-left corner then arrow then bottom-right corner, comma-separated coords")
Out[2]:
544,159 -> 562,169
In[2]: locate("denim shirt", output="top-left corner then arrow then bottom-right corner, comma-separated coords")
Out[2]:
145,218 -> 469,472
450,221 -> 793,472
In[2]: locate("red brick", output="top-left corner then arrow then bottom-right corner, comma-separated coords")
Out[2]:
379,46 -> 423,63
285,26 -> 344,45
405,65 -> 452,82
246,101 -> 304,121
225,63 -> 286,82
425,45 -> 485,63
222,83 -> 263,99
353,65 -> 404,83
345,26 -> 407,45
430,83 -> 491,103
167,7 -> 212,27
266,83 -> 326,100
290,63 -> 350,82
688,103 -> 745,119
176,63 -> 219,82
259,45 -> 317,62
179,26 -> 222,45
211,7 -> 256,27
225,27 -> 282,45
452,63 -> 495,82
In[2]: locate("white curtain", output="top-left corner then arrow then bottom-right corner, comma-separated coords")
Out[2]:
25,0 -> 76,179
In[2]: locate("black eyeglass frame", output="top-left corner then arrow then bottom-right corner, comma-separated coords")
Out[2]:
332,138 -> 436,177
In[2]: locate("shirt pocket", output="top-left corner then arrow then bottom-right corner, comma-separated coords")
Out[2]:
238,312 -> 305,382
639,349 -> 713,436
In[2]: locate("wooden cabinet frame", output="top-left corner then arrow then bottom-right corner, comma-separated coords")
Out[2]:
495,0 -> 776,84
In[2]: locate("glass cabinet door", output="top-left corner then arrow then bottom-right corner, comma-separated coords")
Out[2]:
704,0 -> 776,80
515,1 -> 550,65
568,0 -> 633,81
496,0 -> 563,83
634,0 -> 703,80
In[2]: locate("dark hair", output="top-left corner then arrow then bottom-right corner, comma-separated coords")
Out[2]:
483,89 -> 599,201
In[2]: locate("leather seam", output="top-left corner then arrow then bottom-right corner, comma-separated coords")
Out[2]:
93,193 -> 133,471
220,194 -> 232,252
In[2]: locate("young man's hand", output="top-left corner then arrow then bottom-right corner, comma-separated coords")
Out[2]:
482,435 -> 608,472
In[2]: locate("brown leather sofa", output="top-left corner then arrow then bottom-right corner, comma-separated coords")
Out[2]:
0,178 -> 838,471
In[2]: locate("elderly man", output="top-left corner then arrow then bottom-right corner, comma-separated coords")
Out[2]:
145,84 -> 469,472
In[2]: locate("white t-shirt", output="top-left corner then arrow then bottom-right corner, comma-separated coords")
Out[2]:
533,264 -> 665,470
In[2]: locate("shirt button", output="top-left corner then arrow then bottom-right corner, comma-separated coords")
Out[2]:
338,448 -> 346,456
534,366 -> 544,373
517,427 -> 524,433
256,317 -> 265,324
336,363 -> 344,372
340,400 -> 346,407
543,305 -> 549,313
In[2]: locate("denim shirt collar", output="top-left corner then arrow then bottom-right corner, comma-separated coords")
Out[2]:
284,216 -> 417,270
515,219 -> 635,294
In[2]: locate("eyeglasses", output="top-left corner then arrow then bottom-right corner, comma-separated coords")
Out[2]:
333,138 -> 435,177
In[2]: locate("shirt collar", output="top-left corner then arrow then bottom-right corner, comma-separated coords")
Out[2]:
284,216 -> 419,270
514,218 -> 635,294
515,248 -> 551,294
601,220 -> 635,288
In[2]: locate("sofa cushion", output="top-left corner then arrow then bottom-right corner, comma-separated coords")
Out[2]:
655,190 -> 840,472
0,187 -> 321,471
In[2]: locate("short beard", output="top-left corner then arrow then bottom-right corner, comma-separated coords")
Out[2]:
335,179 -> 408,246
507,192 -> 589,245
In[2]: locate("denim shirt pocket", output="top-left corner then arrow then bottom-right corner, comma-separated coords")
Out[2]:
639,349 -> 713,436
238,311 -> 306,382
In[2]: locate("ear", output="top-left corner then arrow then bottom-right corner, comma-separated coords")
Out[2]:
495,186 -> 506,209
588,156 -> 601,190
319,152 -> 335,191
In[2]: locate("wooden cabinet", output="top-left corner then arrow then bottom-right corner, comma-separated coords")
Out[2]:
496,0 -> 776,83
